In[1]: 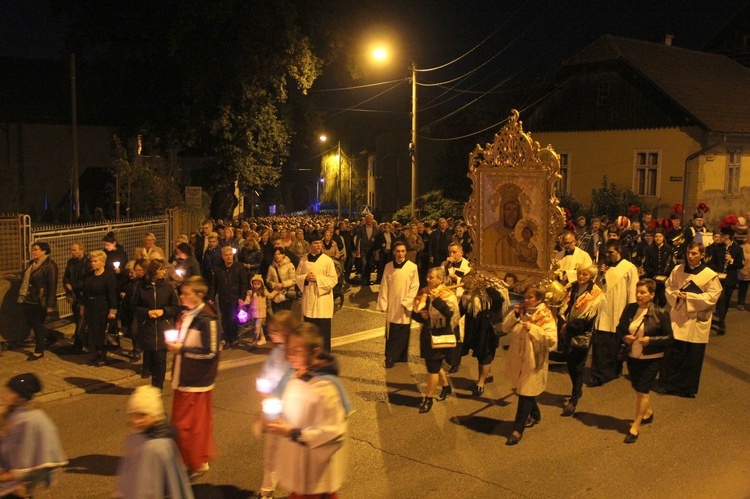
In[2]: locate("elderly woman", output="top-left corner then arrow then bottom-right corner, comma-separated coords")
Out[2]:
559,265 -> 604,416
82,250 -> 118,367
134,232 -> 166,262
617,278 -> 673,443
412,267 -> 459,414
18,242 -> 58,360
501,284 -> 557,445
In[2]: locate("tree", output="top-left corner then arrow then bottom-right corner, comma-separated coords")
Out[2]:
58,0 -> 326,217
392,190 -> 465,223
590,177 -> 648,221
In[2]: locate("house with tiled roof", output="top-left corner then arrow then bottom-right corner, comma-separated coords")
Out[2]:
524,35 -> 750,227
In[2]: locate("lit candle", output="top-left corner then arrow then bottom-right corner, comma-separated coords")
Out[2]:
256,378 -> 273,394
262,397 -> 283,420
175,269 -> 184,277
163,329 -> 179,343
112,261 -> 120,269
232,247 -> 237,254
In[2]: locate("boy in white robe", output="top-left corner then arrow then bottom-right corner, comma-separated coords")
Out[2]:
296,239 -> 339,352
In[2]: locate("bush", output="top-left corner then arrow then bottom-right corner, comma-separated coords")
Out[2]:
590,177 -> 647,221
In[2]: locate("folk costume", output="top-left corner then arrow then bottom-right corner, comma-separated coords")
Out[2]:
591,257 -> 638,385
171,302 -> 221,474
461,285 -> 507,365
297,251 -> 338,352
376,258 -> 420,365
501,303 -> 557,436
662,262 -> 722,396
560,281 -> 603,407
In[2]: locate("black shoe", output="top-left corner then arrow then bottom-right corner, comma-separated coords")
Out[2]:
89,353 -> 100,365
525,416 -> 540,428
502,345 -> 510,350
506,433 -> 523,446
717,328 -> 726,336
436,385 -> 452,401
419,397 -> 434,413
95,356 -> 107,367
472,385 -> 484,396
27,352 -> 44,361
485,375 -> 494,384
624,431 -> 639,444
447,364 -> 460,374
130,352 -> 141,363
561,403 -> 576,417
384,359 -> 395,369
641,413 -> 654,425
141,370 -> 152,379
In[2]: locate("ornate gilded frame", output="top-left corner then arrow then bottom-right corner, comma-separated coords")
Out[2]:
465,109 -> 565,291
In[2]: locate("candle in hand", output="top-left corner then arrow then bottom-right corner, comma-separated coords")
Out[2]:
256,378 -> 273,394
113,261 -> 121,269
175,269 -> 184,277
164,329 -> 179,343
262,397 -> 283,420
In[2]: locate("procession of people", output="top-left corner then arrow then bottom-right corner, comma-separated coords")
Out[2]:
6,203 -> 747,496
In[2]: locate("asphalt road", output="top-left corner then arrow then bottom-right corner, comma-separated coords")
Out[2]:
35,287 -> 750,498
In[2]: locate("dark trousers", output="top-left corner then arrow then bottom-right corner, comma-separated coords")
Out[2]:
385,323 -> 411,362
219,301 -> 240,344
359,249 -> 374,283
304,317 -> 332,352
566,346 -> 589,404
739,280 -> 749,307
513,395 -> 541,434
715,285 -> 736,327
143,349 -> 168,389
376,252 -> 393,283
71,300 -> 84,349
24,303 -> 49,354
591,330 -> 622,384
654,280 -> 667,307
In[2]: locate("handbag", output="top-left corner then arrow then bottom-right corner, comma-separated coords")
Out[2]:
430,332 -> 457,349
617,316 -> 646,362
570,332 -> 592,349
273,267 -> 296,301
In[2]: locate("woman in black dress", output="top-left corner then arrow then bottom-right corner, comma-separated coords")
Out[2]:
617,278 -> 673,443
81,250 -> 118,366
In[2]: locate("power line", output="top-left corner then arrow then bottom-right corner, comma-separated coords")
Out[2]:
325,80 -> 406,118
310,78 -> 406,92
418,89 -> 555,142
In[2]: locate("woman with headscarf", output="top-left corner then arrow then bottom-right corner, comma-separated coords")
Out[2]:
17,242 -> 58,360
0,373 -> 67,497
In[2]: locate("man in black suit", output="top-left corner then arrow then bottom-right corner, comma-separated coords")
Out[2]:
709,227 -> 744,335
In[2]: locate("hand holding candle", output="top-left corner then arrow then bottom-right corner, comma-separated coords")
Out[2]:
262,397 -> 283,420
113,261 -> 121,269
164,329 -> 179,343
256,378 -> 273,394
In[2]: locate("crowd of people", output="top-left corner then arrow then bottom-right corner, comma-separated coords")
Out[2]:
8,203 -> 749,495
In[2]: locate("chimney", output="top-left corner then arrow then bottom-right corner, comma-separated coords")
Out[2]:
665,34 -> 673,46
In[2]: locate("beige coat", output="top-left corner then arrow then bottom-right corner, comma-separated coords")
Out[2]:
502,304 -> 558,396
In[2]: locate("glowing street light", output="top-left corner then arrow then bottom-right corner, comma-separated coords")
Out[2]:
372,46 -> 417,219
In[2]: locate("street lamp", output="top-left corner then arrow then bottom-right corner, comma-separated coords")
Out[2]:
320,135 -> 343,220
372,48 -> 417,219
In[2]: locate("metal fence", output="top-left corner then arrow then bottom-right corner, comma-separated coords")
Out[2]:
0,215 -> 27,275
29,218 -> 170,318
3,208 -> 206,319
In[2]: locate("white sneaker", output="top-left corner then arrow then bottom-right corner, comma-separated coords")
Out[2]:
189,462 -> 209,479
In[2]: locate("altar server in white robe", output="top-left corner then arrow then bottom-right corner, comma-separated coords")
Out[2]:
661,242 -> 722,398
297,239 -> 339,352
555,230 -> 593,283
590,240 -> 638,386
377,242 -> 420,368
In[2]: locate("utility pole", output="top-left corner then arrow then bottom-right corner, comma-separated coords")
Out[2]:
410,61 -> 417,220
70,53 -> 80,220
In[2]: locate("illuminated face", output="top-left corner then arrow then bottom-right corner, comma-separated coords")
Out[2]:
134,265 -> 146,279
503,202 -> 520,228
103,241 -> 115,251
524,291 -> 541,308
713,233 -> 722,244
522,227 -> 533,240
439,219 -> 448,230
449,245 -> 463,262
686,247 -> 703,267
274,249 -> 285,263
644,233 -> 653,244
222,249 -> 234,266
455,225 -> 465,236
672,219 -> 681,229
694,218 -> 704,227
90,256 -> 105,271
654,233 -> 664,245
252,280 -> 263,290
202,223 -> 213,236
393,245 -> 407,263
208,237 -> 219,249
636,285 -> 655,307
561,235 -> 576,249
426,271 -> 442,288
31,245 -> 45,261
155,266 -> 167,281
310,241 -> 323,254
591,221 -> 600,231
70,244 -> 84,259
576,269 -> 592,285
606,247 -> 620,263
144,236 -> 155,249
642,214 -> 652,225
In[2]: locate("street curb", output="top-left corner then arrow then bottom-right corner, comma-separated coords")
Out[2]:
34,327 -> 391,404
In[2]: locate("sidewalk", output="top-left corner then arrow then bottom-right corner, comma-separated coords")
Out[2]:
0,321 -> 269,405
